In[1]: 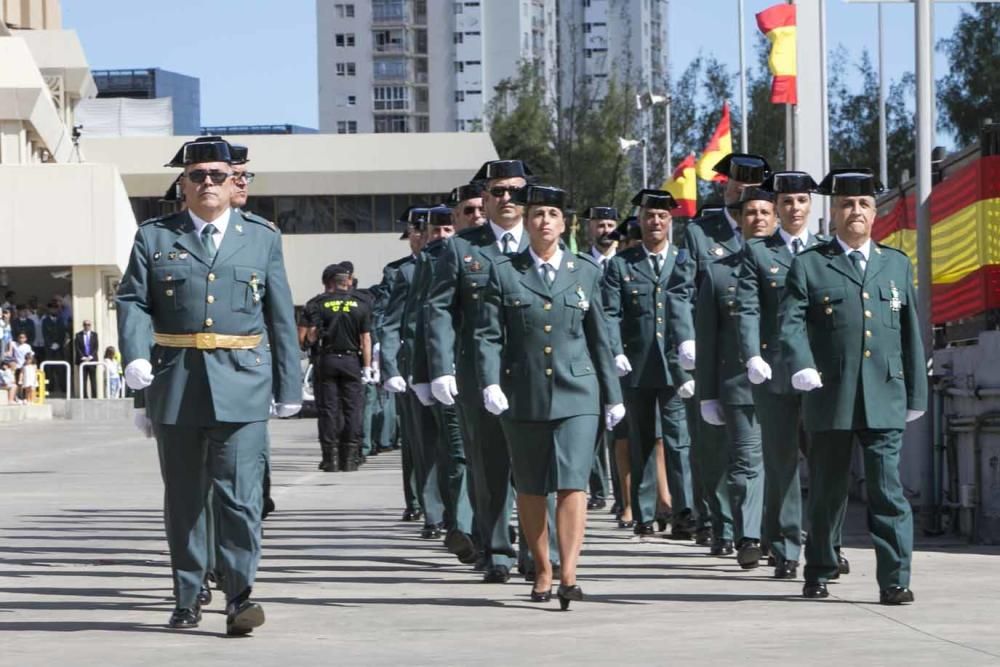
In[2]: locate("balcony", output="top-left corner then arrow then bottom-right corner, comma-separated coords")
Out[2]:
372,1 -> 407,24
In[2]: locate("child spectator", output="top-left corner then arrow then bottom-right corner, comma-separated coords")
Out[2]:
21,353 -> 38,403
11,332 -> 32,369
0,359 -> 16,404
103,346 -> 123,398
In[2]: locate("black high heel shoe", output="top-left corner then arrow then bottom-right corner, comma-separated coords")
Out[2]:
530,587 -> 552,603
557,584 -> 583,611
655,509 -> 672,533
617,518 -> 636,529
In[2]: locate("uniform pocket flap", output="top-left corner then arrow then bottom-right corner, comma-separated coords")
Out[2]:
234,266 -> 265,284
503,294 -> 531,307
879,285 -> 907,304
152,265 -> 190,282
235,347 -> 272,369
570,361 -> 596,376
887,355 -> 904,380
810,286 -> 844,304
564,293 -> 590,309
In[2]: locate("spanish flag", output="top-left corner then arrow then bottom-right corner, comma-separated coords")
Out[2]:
662,154 -> 698,217
756,3 -> 797,105
695,102 -> 733,182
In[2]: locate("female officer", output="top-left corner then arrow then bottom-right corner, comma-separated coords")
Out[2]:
476,185 -> 625,609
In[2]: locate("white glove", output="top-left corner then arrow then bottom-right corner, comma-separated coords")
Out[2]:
614,354 -> 633,377
700,399 -> 726,426
483,384 -> 509,415
746,356 -> 773,385
605,403 -> 626,430
124,358 -> 154,390
412,383 -> 434,406
361,367 -> 376,384
678,340 -> 696,371
906,409 -> 925,423
431,374 -> 459,406
677,380 -> 695,399
275,403 -> 301,418
133,408 -> 153,438
384,375 -> 407,393
370,366 -> 381,385
50,342 -> 59,351
791,368 -> 823,392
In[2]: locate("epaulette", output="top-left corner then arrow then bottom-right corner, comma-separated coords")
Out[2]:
494,253 -> 515,268
875,242 -> 909,258
746,237 -> 768,247
386,255 -> 412,270
456,225 -> 486,242
575,251 -> 601,268
240,209 -> 279,232
139,211 -> 181,226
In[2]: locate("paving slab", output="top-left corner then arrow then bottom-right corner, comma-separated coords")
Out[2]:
2,419 -> 999,666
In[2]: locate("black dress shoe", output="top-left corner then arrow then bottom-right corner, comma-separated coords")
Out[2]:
609,502 -> 621,516
444,529 -> 478,564
483,565 -> 510,584
226,599 -> 265,636
412,509 -> 424,522
709,539 -> 734,556
837,552 -> 851,576
557,584 -> 584,611
197,583 -> 212,606
617,519 -> 636,529
879,586 -> 915,605
419,523 -> 444,539
262,496 -> 275,520
767,554 -> 777,567
773,559 -> 798,579
736,539 -> 763,569
655,510 -> 672,533
633,522 -> 655,536
168,606 -> 201,629
473,553 -> 488,571
694,527 -> 713,546
530,587 -> 552,602
802,582 -> 829,599
401,509 -> 417,522
587,498 -> 607,511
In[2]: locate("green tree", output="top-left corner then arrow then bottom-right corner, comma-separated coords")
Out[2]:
937,5 -> 1000,147
486,62 -> 558,181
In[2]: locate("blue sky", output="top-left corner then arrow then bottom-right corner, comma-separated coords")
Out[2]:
62,0 -> 969,132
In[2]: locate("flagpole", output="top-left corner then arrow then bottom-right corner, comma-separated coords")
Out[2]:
878,3 -> 889,186
819,0 -> 831,231
738,0 -> 749,152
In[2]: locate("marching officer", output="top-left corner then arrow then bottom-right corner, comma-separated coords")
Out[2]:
448,182 -> 487,230
304,264 -> 374,472
779,168 -> 927,604
677,153 -> 770,552
118,138 -> 301,634
603,190 -> 695,537
736,171 -> 827,579
696,186 -> 779,569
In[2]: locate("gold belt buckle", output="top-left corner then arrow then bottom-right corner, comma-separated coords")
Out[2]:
195,333 -> 218,350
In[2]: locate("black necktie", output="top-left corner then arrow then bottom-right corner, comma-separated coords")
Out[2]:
202,223 -> 218,260
849,250 -> 866,279
651,254 -> 662,277
792,238 -> 803,255
542,263 -> 555,286
502,232 -> 515,256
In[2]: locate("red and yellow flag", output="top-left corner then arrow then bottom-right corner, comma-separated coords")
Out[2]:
662,153 -> 698,217
756,4 -> 798,105
695,102 -> 733,182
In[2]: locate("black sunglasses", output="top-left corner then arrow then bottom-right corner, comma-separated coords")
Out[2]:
233,171 -> 256,184
488,186 -> 522,198
462,205 -> 483,215
186,170 -> 233,185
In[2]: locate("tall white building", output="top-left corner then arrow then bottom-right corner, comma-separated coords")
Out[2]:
317,0 -> 559,134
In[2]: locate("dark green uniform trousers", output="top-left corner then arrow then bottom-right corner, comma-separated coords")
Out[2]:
458,396 -> 516,568
395,393 -> 420,513
754,389 -> 805,561
405,393 -> 445,527
694,417 -> 734,541
684,399 -> 712,531
361,383 -> 378,456
721,405 -> 764,542
373,387 -> 398,450
588,431 -> 610,502
432,403 -> 473,534
804,428 -> 912,589
155,420 -> 267,608
625,388 -> 691,526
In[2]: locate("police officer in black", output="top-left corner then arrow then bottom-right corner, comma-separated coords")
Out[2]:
305,264 -> 375,472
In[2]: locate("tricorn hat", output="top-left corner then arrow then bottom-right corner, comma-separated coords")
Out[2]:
727,186 -> 777,210
512,184 -> 568,211
631,189 -> 678,211
165,135 -> 233,168
583,206 -> 619,221
815,168 -> 885,197
761,170 -> 818,194
713,153 -> 770,183
608,216 -> 641,242
428,205 -> 454,227
473,159 -> 533,182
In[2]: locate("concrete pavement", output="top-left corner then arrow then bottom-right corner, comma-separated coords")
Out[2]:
2,418 -> 999,666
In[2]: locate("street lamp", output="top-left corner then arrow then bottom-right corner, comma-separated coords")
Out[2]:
619,137 -> 647,188
636,91 -> 673,178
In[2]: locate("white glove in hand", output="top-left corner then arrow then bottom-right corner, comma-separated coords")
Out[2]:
483,384 -> 509,416
678,340 -> 696,371
384,375 -> 407,393
412,383 -> 434,407
361,367 -> 376,384
370,367 -> 381,385
791,368 -> 823,392
677,380 -> 695,399
906,409 -> 925,423
275,403 -> 301,418
700,399 -> 726,426
124,359 -> 154,390
133,408 -> 153,438
613,354 -> 633,377
431,375 -> 459,406
605,403 -> 626,430
746,356 -> 773,385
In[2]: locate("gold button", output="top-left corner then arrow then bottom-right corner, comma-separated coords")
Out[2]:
863,292 -> 870,300
865,310 -> 872,318
544,346 -> 552,354
865,330 -> 872,338
165,289 -> 174,297
505,368 -> 511,375
514,299 -> 521,305
761,343 -> 768,350
545,368 -> 553,376
825,307 -> 833,315
165,274 -> 173,282
656,332 -> 663,338
656,287 -> 662,293
472,294 -> 479,300
255,357 -> 261,364
727,300 -> 735,307
823,296 -> 830,303
205,318 -> 214,327
206,295 -> 215,304
728,286 -> 736,292
208,273 -> 216,282
544,324 -> 552,333
657,303 -> 663,309
864,350 -> 872,358
543,302 -> 552,310
770,281 -> 777,288
657,317 -> 663,323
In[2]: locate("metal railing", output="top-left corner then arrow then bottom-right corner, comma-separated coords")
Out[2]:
40,360 -> 71,399
78,360 -> 115,399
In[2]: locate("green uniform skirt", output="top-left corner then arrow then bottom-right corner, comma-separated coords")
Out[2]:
502,414 -> 600,496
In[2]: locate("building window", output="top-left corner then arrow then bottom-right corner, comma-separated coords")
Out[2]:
336,121 -> 358,134
374,58 -> 407,79
454,62 -> 464,73
416,117 -> 429,132
347,95 -> 356,106
374,115 -> 410,133
373,86 -> 409,111
372,0 -> 405,22
373,28 -> 405,52
335,33 -> 356,47
455,91 -> 465,103
335,62 -> 357,76
454,2 -> 463,13
335,4 -> 355,18
454,32 -> 463,44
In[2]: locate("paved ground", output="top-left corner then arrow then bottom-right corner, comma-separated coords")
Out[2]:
2,418 -> 999,666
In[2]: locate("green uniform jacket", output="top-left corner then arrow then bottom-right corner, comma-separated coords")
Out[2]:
476,250 -> 622,421
379,259 -> 417,380
425,223 -> 527,392
696,254 -> 754,406
779,239 -> 928,431
408,240 -> 448,385
676,211 -> 743,341
737,230 -> 826,393
602,244 -> 693,388
374,255 -> 413,346
116,209 -> 302,425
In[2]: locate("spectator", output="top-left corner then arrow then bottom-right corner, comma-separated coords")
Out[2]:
28,300 -> 45,362
20,352 -> 38,403
74,320 -> 99,398
41,302 -> 66,394
0,359 -> 16,404
103,346 -> 122,398
0,307 -> 11,355
1,290 -> 15,311
11,332 -> 32,369
11,307 -> 35,345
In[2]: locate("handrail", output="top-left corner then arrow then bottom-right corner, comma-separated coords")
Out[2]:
78,360 -> 110,399
40,361 -> 72,399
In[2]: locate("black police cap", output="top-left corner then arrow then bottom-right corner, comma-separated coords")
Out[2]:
816,168 -> 885,197
583,206 -> 619,221
712,153 -> 770,183
761,171 -> 818,194
230,144 -> 249,165
511,184 -> 568,211
727,186 -> 777,210
455,182 -> 485,204
165,136 -> 233,168
339,261 -> 354,274
631,189 -> 678,210
609,216 -> 641,242
473,159 -> 533,182
428,205 -> 453,226
322,263 -> 349,283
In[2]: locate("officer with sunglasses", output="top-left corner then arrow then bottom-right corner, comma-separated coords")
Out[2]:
118,137 -> 301,635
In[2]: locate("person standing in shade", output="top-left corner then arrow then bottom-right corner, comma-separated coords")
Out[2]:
476,185 -> 624,609
74,320 -> 99,398
117,138 -> 301,634
780,168 -> 927,604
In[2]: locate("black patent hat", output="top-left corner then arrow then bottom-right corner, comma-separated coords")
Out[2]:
631,189 -> 678,210
761,170 -> 818,194
447,182 -> 485,206
165,136 -> 233,167
398,205 -> 431,239
712,153 -> 770,183
473,159 -> 533,182
816,168 -> 886,196
583,206 -> 619,220
229,144 -> 249,165
428,206 -> 454,226
608,216 -> 641,242
512,185 -> 568,210
727,186 -> 777,210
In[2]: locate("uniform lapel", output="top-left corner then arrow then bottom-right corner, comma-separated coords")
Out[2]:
213,213 -> 250,267
658,248 -> 677,285
824,240 -> 863,286
515,251 -> 550,298
173,211 -> 211,266
549,255 -> 579,296
768,232 -> 793,269
863,244 -> 886,286
718,214 -> 743,255
630,248 -> 657,284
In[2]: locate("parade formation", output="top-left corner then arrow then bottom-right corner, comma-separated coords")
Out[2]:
116,136 -> 928,634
